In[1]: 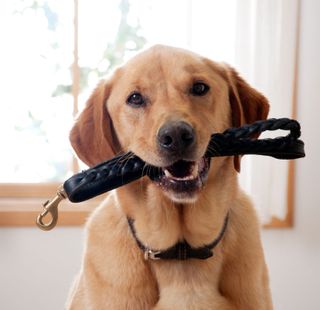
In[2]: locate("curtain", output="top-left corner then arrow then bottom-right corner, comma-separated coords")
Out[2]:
235,0 -> 300,223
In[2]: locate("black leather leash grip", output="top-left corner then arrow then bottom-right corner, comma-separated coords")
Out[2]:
63,118 -> 305,203
205,118 -> 305,159
64,155 -> 150,202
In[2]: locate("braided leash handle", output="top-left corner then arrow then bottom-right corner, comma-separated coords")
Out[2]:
63,118 -> 305,203
206,118 -> 305,159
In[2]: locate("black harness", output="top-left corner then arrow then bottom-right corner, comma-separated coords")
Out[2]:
127,214 -> 229,260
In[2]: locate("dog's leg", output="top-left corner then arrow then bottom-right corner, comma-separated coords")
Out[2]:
218,193 -> 273,310
151,283 -> 234,310
65,195 -> 159,310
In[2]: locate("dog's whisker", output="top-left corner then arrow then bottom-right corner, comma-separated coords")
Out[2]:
136,162 -> 149,196
113,152 -> 129,169
206,144 -> 220,156
141,162 -> 149,179
207,141 -> 221,156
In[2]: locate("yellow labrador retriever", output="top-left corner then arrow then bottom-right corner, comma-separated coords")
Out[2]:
66,45 -> 272,309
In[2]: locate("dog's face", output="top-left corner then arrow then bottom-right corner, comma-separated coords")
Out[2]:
70,45 -> 269,203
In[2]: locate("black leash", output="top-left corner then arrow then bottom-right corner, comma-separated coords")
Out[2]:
36,118 -> 305,231
63,118 -> 305,203
205,118 -> 304,159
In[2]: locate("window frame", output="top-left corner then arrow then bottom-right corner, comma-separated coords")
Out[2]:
0,0 -> 297,229
0,163 -> 295,228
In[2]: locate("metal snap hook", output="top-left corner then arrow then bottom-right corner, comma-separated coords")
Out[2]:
36,186 -> 67,231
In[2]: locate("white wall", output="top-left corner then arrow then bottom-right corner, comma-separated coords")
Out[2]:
261,0 -> 320,309
1,1 -> 319,309
0,228 -> 83,310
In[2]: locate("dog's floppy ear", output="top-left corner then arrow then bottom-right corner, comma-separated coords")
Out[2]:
225,66 -> 270,172
70,80 -> 119,167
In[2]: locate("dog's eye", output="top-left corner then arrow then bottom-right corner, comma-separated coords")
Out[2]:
190,82 -> 209,96
126,92 -> 145,107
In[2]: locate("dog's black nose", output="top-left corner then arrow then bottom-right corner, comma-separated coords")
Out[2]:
157,121 -> 195,155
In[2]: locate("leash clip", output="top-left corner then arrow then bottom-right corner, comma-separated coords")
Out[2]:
36,186 -> 67,231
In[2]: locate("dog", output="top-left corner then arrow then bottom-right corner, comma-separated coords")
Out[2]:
66,45 -> 272,309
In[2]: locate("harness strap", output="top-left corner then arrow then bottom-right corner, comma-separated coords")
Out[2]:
127,213 -> 229,260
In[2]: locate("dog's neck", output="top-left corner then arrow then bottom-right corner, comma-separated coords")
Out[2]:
117,158 -> 238,250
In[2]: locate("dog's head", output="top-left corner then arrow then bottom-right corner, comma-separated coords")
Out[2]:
70,45 -> 269,203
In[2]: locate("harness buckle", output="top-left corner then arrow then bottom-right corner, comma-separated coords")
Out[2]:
144,249 -> 161,260
36,186 -> 67,231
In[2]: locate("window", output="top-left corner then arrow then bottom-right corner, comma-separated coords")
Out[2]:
0,0 -> 299,227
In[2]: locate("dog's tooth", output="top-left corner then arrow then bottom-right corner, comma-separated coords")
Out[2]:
182,175 -> 194,180
163,164 -> 200,181
191,163 -> 199,178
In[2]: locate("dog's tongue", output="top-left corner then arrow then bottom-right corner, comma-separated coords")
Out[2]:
164,160 -> 197,179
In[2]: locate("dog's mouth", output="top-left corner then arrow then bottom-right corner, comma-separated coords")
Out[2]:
150,157 -> 211,201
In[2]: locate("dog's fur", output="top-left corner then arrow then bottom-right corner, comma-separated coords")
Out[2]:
66,45 -> 272,309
